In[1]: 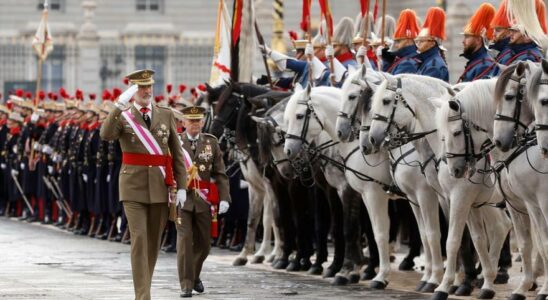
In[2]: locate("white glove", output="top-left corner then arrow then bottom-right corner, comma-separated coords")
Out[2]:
357,45 -> 367,58
82,174 -> 88,183
305,43 -> 314,56
30,112 -> 40,123
42,145 -> 53,155
0,163 -> 6,170
376,46 -> 383,58
20,163 -> 25,170
325,44 -> 334,58
117,84 -> 138,106
106,174 -> 111,183
176,189 -> 187,208
33,143 -> 42,151
258,44 -> 272,56
219,200 -> 230,214
239,180 -> 249,189
11,169 -> 19,177
47,166 -> 54,175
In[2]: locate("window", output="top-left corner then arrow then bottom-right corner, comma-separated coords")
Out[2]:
135,46 -> 166,95
40,46 -> 65,92
136,0 -> 163,12
37,0 -> 64,11
100,45 -> 126,91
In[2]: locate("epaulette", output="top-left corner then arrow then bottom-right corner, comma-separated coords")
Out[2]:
155,103 -> 171,110
202,133 -> 219,142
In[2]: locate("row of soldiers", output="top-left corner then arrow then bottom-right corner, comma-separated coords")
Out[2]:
260,0 -> 546,89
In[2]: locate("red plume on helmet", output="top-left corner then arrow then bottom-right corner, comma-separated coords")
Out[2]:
53,94 -> 58,101
190,87 -> 197,97
75,89 -> 84,101
166,84 -> 173,94
59,87 -> 69,99
25,92 -> 33,99
89,93 -> 97,101
6,100 -> 13,110
112,88 -> 122,100
123,77 -> 129,85
38,90 -> 46,100
16,89 -> 24,97
197,84 -> 206,92
47,92 -> 54,100
102,89 -> 112,101
288,30 -> 299,41
154,95 -> 161,103
178,84 -> 187,94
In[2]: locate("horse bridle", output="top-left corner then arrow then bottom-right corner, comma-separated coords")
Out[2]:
494,75 -> 530,146
372,78 -> 436,148
535,78 -> 548,133
444,99 -> 493,169
337,79 -> 369,140
285,97 -> 325,145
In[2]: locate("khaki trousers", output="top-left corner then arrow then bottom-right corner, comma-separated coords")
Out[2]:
123,201 -> 169,300
176,209 -> 211,290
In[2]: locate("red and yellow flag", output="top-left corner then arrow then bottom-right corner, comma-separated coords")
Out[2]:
231,0 -> 243,47
318,0 -> 334,37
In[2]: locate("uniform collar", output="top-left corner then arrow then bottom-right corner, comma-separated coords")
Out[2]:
416,45 -> 442,61
392,45 -> 418,58
460,45 -> 489,61
186,132 -> 200,141
133,102 -> 152,112
489,37 -> 509,52
508,41 -> 540,54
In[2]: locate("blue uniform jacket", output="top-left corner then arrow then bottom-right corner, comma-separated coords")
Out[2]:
382,45 -> 420,75
458,47 -> 496,83
416,46 -> 449,82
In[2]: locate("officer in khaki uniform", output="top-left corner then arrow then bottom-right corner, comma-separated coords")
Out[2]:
100,69 -> 187,300
175,106 -> 230,298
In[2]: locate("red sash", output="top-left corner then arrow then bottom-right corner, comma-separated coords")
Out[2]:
122,152 -> 175,187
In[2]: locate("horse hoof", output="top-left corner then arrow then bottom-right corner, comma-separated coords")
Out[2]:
448,285 -> 459,295
270,258 -> 279,267
369,280 -> 388,290
477,289 -> 496,299
421,283 -> 439,293
232,257 -> 248,266
286,260 -> 300,272
323,265 -> 341,278
250,255 -> 265,264
535,294 -> 548,300
529,282 -> 538,291
307,265 -> 323,276
398,258 -> 415,271
361,268 -> 377,280
300,259 -> 312,271
430,291 -> 449,300
508,294 -> 526,300
274,259 -> 289,270
494,270 -> 509,284
454,282 -> 473,296
266,255 -> 276,263
349,273 -> 360,284
415,281 -> 427,292
332,275 -> 349,286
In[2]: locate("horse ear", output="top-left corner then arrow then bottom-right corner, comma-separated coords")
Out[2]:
448,100 -> 460,112
205,83 -> 212,92
361,63 -> 367,78
306,82 -> 312,95
542,59 -> 548,74
516,61 -> 526,76
446,87 -> 456,96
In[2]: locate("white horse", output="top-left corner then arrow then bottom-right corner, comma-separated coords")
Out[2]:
368,75 -> 511,300
336,66 -> 445,292
284,84 -> 395,289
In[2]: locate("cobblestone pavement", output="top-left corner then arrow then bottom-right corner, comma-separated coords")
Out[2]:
0,218 -> 541,299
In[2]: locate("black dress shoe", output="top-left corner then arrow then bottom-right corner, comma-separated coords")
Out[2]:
193,279 -> 204,293
180,289 -> 192,298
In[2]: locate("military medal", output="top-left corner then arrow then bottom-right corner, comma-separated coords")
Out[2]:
199,164 -> 206,171
160,124 -> 167,130
162,137 -> 168,144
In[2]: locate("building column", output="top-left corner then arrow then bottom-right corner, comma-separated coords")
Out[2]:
77,0 -> 100,96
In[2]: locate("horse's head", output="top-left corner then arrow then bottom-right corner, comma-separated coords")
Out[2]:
210,81 -> 243,138
493,62 -> 537,152
368,76 -> 415,151
529,59 -> 548,159
337,64 -> 376,143
253,106 -> 295,179
284,84 -> 323,160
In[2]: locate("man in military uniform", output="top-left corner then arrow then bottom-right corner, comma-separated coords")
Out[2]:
176,106 -> 230,298
457,3 -> 497,83
100,69 -> 187,300
415,7 -> 449,82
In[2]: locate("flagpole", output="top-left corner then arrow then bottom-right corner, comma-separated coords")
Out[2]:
34,0 -> 48,108
380,0 -> 387,46
360,0 -> 371,65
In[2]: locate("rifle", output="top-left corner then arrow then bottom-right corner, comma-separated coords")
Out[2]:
49,175 -> 73,218
11,172 -> 34,215
42,175 -> 72,218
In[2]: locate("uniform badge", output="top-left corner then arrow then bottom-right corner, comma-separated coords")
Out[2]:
162,137 -> 168,144
199,164 -> 206,172
157,129 -> 163,137
160,124 -> 167,130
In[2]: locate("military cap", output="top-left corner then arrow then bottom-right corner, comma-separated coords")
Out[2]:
181,106 -> 206,120
126,69 -> 155,86
8,112 -> 24,123
0,104 -> 10,115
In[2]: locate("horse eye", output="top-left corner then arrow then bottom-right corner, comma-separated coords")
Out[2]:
349,95 -> 357,101
541,99 -> 548,106
453,130 -> 462,137
504,94 -> 515,101
382,99 -> 391,105
296,114 -> 304,120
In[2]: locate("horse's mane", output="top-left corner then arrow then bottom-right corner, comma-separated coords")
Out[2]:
215,82 -> 269,114
256,98 -> 289,166
436,78 -> 498,135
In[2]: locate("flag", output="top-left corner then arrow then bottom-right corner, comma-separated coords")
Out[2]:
373,0 -> 379,21
301,0 -> 312,32
232,0 -> 243,47
210,0 -> 232,86
360,0 -> 369,18
230,0 -> 254,82
318,0 -> 334,36
32,5 -> 54,60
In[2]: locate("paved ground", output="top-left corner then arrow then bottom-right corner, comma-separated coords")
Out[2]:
0,217 -> 542,299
